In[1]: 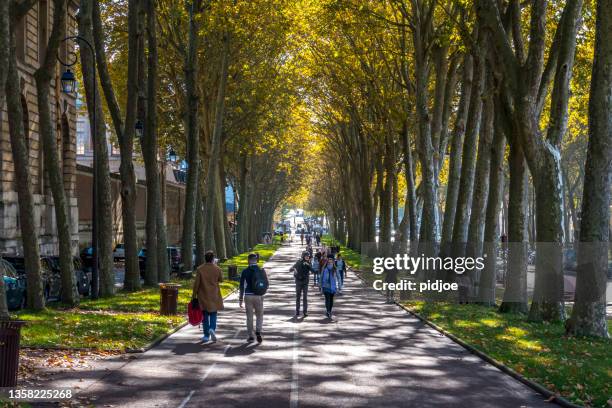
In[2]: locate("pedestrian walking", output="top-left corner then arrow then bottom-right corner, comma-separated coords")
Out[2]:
311,251 -> 321,287
192,251 -> 224,342
321,257 -> 341,319
318,252 -> 328,293
300,231 -> 304,245
335,253 -> 347,293
239,253 -> 269,343
290,251 -> 312,317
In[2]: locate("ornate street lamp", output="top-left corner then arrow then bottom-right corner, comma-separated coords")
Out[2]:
135,120 -> 144,140
168,147 -> 177,163
60,69 -> 77,94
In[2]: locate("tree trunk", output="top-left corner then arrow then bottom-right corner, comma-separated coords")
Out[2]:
452,42 -> 485,249
392,167 -> 399,232
220,157 -> 236,257
35,0 -> 78,305
212,170 -> 227,258
203,33 -> 229,253
414,53 -> 437,243
5,12 -> 44,310
196,177 -> 206,266
120,0 -> 144,291
181,0 -> 201,272
142,0 -> 163,285
441,56 -> 473,244
467,77 -> 494,254
0,0 -> 9,317
157,154 -> 169,281
499,140 -> 529,314
78,0 -> 114,297
477,96 -> 506,305
566,0 -> 611,338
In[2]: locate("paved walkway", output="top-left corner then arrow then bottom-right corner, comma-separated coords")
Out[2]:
35,242 -> 554,408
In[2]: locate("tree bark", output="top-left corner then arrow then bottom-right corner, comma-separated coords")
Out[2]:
441,56 -> 473,244
5,7 -> 44,310
467,75 -> 494,254
152,0 -> 170,282
0,0 -> 10,317
35,0 -> 78,305
566,0 -> 611,338
499,139 -> 529,314
527,0 -> 583,322
452,38 -> 486,251
141,0 -> 163,285
77,0 -> 114,297
477,95 -> 506,305
181,0 -> 201,272
203,33 -> 230,253
120,0 -> 143,291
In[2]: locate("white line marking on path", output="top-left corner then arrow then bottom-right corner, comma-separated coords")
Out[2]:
177,328 -> 242,408
177,390 -> 195,408
290,322 -> 300,408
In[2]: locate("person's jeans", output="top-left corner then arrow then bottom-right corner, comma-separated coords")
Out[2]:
313,272 -> 320,286
339,270 -> 344,289
295,281 -> 308,315
324,291 -> 334,313
244,295 -> 264,337
203,311 -> 217,336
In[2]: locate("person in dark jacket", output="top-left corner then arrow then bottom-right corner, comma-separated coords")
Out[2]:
290,251 -> 312,317
239,253 -> 268,343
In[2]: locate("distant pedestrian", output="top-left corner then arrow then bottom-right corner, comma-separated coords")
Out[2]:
311,251 -> 321,287
321,257 -> 341,319
291,251 -> 312,317
315,233 -> 321,246
192,251 -> 224,342
318,252 -> 328,293
239,253 -> 269,343
335,253 -> 347,293
300,231 -> 304,245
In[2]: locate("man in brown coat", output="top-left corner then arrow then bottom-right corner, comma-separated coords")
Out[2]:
192,251 -> 224,342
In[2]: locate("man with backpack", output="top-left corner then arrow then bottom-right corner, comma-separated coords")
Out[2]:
290,251 -> 312,318
239,253 -> 268,343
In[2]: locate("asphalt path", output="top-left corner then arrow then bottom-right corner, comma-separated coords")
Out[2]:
36,242 -> 555,408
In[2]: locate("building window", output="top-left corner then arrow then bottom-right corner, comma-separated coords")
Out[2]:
38,0 -> 48,63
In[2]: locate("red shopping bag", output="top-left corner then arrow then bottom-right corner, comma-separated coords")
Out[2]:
188,299 -> 203,326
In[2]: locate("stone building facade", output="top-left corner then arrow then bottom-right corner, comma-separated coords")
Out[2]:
0,0 -> 79,256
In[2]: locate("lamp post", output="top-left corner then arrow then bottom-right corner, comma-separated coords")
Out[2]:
135,120 -> 144,140
58,36 -> 99,298
168,147 -> 177,164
